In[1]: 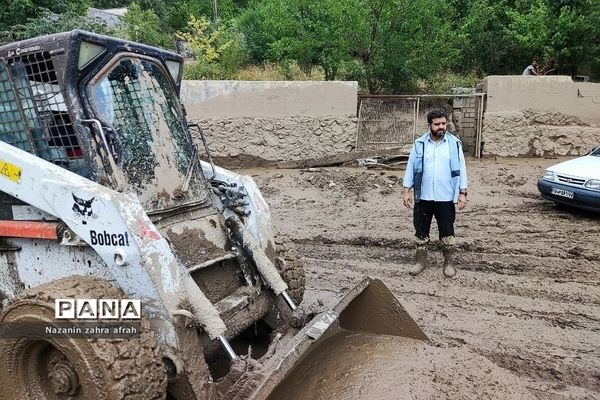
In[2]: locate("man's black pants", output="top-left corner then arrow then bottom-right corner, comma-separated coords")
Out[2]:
413,200 -> 455,240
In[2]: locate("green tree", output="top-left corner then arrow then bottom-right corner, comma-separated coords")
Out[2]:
119,2 -> 175,49
0,11 -> 115,45
1,0 -> 91,30
238,0 -> 458,91
178,16 -> 248,79
504,0 -> 552,68
547,1 -> 599,75
456,0 -> 513,74
339,0 -> 397,92
7,0 -> 596,87
341,0 -> 458,93
217,23 -> 249,77
178,16 -> 231,64
165,0 -> 204,32
236,0 -> 283,62
0,0 -> 119,45
268,0 -> 348,80
238,0 -> 349,80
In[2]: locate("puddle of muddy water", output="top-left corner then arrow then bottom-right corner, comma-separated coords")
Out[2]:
268,330 -> 533,400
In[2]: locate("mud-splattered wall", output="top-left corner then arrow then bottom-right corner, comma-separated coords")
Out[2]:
482,76 -> 600,156
182,78 -> 600,161
181,81 -> 357,166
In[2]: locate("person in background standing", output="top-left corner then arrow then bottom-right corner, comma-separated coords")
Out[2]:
402,109 -> 468,278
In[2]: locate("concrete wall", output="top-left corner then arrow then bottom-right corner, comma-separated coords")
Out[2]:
181,77 -> 600,162
181,81 -> 358,165
482,76 -> 600,156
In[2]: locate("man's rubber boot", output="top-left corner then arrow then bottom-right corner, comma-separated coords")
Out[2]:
409,248 -> 428,276
442,247 -> 456,278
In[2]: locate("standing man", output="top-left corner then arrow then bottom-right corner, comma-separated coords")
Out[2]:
402,109 -> 468,278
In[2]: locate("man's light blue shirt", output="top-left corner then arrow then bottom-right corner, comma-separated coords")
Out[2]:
403,133 -> 468,202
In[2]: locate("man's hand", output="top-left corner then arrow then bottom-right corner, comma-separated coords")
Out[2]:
458,193 -> 467,210
402,189 -> 412,208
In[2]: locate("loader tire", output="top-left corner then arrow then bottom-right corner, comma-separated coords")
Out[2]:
0,276 -> 167,400
275,242 -> 306,306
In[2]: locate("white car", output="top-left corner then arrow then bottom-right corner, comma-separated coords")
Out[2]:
537,147 -> 600,212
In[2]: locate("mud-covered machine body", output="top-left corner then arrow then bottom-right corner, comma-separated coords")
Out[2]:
0,31 -> 426,399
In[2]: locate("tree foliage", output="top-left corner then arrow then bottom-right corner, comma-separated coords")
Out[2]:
237,0 -> 459,92
178,16 -> 248,79
457,0 -> 513,74
118,3 -> 175,49
346,0 -> 459,93
0,0 -> 114,45
0,0 -> 598,92
505,0 -> 552,65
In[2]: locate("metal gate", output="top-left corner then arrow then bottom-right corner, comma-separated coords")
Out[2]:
356,94 -> 485,157
356,96 -> 418,151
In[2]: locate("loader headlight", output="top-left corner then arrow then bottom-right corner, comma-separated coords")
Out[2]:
584,179 -> 600,191
165,60 -> 182,82
543,170 -> 555,181
78,41 -> 105,70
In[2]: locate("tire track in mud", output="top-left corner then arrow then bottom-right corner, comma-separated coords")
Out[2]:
298,242 -> 600,331
298,239 -> 600,290
249,159 -> 600,399
295,240 -> 600,400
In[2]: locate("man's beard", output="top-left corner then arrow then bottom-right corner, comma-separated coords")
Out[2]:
430,129 -> 445,140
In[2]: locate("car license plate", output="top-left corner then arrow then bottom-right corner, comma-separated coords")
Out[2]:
551,187 -> 574,199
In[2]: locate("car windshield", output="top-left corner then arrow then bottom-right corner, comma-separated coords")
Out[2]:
591,147 -> 600,156
88,55 -> 209,212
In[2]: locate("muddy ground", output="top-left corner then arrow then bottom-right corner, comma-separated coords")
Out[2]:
243,156 -> 600,400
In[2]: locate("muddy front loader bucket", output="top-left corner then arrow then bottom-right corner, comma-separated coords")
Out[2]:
248,277 -> 428,399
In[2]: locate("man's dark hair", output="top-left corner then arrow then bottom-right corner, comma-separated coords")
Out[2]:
427,109 -> 448,124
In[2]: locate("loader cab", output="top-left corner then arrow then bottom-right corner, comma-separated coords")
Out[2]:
0,30 -> 211,213
0,46 -> 88,175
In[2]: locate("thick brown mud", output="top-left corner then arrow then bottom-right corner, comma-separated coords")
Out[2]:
247,156 -> 600,400
268,330 -> 534,400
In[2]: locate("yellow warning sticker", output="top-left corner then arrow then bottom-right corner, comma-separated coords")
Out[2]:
0,160 -> 22,183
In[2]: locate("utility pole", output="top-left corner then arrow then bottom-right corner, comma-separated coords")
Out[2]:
212,0 -> 218,21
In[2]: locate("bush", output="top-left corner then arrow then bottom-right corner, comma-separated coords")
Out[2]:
415,71 -> 483,94
119,3 -> 175,49
179,17 -> 248,80
276,60 -> 325,80
216,26 -> 249,79
231,61 -> 324,81
0,11 -> 116,46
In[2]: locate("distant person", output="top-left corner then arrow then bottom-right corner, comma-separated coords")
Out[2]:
402,109 -> 468,278
542,60 -> 558,75
522,60 -> 540,76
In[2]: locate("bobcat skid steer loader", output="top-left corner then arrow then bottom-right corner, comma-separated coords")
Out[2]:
0,30 -> 426,400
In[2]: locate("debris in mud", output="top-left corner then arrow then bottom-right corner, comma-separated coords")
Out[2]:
480,166 -> 530,187
298,168 -> 401,198
275,148 -> 407,169
252,157 -> 600,400
356,154 -> 408,170
495,168 -> 529,186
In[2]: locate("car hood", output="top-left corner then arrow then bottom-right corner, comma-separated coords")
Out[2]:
548,155 -> 600,180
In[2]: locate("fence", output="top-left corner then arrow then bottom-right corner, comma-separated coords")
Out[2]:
356,94 -> 485,157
